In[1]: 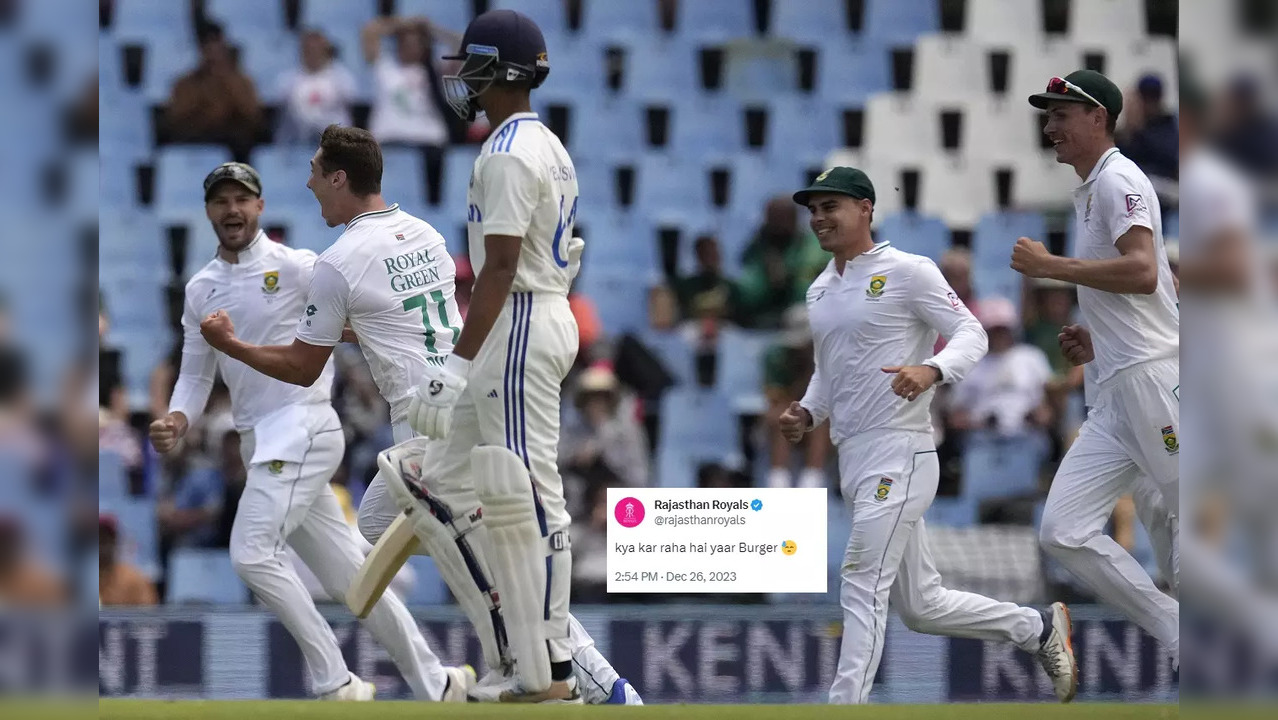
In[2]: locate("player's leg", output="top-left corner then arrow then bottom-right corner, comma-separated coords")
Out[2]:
229,415 -> 359,697
1039,416 -> 1180,651
356,421 -> 419,545
890,517 -> 1078,701
470,293 -> 579,701
1131,475 -> 1178,595
891,518 -> 1043,651
566,614 -> 643,705
1115,359 -> 1180,512
380,418 -> 512,677
829,433 -> 937,704
289,480 -> 460,701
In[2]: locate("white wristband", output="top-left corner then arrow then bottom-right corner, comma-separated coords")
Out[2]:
444,353 -> 473,378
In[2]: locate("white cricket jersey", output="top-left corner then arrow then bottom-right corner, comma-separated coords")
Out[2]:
296,204 -> 460,423
1179,147 -> 1269,299
1071,148 -> 1178,385
798,242 -> 988,446
170,232 -> 334,431
466,111 -> 579,296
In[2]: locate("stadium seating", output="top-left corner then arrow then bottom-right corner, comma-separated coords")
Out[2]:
99,451 -> 129,502
1068,0 -> 1145,44
492,0 -> 569,34
714,328 -> 773,414
396,0 -> 474,34
112,0 -> 194,45
875,211 -> 950,263
912,34 -> 991,104
813,38 -> 892,106
636,329 -> 695,387
167,548 -> 250,604
675,0 -> 756,43
863,0 -> 940,45
918,157 -> 998,229
102,497 -> 161,580
658,386 -> 736,459
771,0 -> 849,41
579,0 -> 661,42
965,0 -> 1045,45
577,266 -> 652,336
960,430 -> 1048,505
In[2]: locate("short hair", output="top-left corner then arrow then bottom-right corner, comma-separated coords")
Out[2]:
197,21 -> 224,44
1104,108 -> 1117,136
318,125 -> 382,197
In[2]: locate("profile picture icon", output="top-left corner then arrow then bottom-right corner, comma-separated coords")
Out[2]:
614,497 -> 645,528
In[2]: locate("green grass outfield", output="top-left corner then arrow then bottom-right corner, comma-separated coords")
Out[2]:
87,701 -> 1183,720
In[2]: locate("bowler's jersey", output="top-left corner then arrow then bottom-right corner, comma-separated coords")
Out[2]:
297,204 -> 460,423
799,242 -> 987,446
172,232 -> 334,430
466,111 -> 579,295
1071,148 -> 1178,385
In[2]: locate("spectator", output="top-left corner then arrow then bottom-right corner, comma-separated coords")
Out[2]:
762,306 -> 831,489
98,514 -> 158,606
948,298 -> 1054,436
734,196 -> 830,329
938,248 -> 975,307
164,21 -> 262,161
0,515 -> 65,607
1217,74 -> 1278,177
275,30 -> 358,146
568,480 -> 608,602
696,462 -> 750,489
647,284 -> 680,332
560,366 -> 650,490
1022,279 -> 1085,454
361,16 -> 463,204
1117,74 -> 1179,183
156,430 -> 230,548
93,301 -> 143,483
673,234 -> 737,324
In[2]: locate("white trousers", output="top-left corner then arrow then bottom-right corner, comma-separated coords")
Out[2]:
1039,358 -> 1180,654
829,429 -> 1043,705
233,404 -> 446,699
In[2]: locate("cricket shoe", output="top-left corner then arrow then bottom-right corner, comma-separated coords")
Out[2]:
440,665 -> 477,702
499,676 -> 583,704
467,669 -> 514,702
319,673 -> 376,701
1035,601 -> 1078,702
606,677 -> 643,705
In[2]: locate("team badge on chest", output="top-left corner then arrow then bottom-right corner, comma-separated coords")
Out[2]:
874,477 -> 894,502
866,275 -> 887,299
1160,425 -> 1179,454
262,270 -> 280,295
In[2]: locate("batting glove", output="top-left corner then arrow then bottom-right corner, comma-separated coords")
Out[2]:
566,236 -> 585,284
407,354 -> 471,438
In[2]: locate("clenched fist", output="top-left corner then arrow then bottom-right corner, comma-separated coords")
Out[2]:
778,401 -> 812,444
1010,236 -> 1056,278
882,365 -> 942,402
149,412 -> 190,454
1058,324 -> 1094,366
200,310 -> 237,352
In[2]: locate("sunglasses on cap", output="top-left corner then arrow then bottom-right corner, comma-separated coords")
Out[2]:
1046,76 -> 1102,108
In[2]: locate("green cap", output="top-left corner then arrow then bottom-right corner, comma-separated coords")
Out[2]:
1028,69 -> 1122,121
203,162 -> 263,201
793,166 -> 875,206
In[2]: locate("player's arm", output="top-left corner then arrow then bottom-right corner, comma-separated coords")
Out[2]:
898,259 -> 988,386
783,356 -> 830,437
201,260 -> 344,386
151,292 -> 217,453
450,153 -> 540,364
1018,228 -> 1159,295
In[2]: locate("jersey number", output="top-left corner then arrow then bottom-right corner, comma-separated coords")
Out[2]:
402,291 -> 458,353
551,194 -> 577,269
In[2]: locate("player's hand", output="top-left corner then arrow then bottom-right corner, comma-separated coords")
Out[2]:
1010,237 -> 1056,278
1058,324 -> 1094,366
341,324 -> 359,344
200,310 -> 237,352
149,412 -> 189,454
882,365 -> 942,402
407,359 -> 468,438
778,401 -> 812,444
566,236 -> 585,284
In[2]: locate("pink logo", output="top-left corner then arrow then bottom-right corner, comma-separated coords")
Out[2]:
614,497 -> 645,528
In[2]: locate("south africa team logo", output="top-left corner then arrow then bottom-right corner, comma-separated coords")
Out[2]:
867,275 -> 887,298
262,270 -> 280,295
1161,425 -> 1179,455
874,477 -> 894,502
267,460 -> 286,475
815,168 -> 832,183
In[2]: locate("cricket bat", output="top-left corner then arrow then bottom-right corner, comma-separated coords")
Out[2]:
346,509 -> 420,618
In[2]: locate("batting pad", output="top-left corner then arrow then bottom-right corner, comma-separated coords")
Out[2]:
381,447 -> 511,674
472,446 -> 552,692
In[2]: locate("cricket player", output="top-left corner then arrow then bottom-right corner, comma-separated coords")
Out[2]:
395,8 -> 581,702
198,127 -> 639,706
155,162 -> 469,702
1010,70 -> 1180,664
777,167 -> 1077,704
